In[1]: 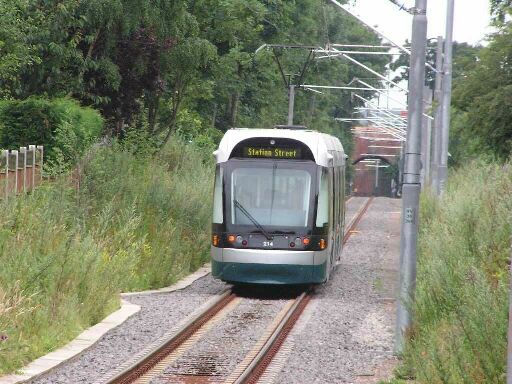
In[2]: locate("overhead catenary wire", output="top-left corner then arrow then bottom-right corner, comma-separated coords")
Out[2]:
385,0 -> 416,14
327,0 -> 438,73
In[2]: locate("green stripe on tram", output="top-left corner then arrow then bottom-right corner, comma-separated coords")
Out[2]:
212,260 -> 327,284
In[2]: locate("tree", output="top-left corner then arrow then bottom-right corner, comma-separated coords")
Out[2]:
451,26 -> 512,160
0,0 -> 388,152
0,0 -> 43,98
490,0 -> 512,24
390,40 -> 481,89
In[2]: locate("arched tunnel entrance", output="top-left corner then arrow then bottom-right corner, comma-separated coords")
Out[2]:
351,155 -> 399,197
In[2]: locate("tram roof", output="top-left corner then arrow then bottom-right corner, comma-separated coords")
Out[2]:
214,128 -> 345,167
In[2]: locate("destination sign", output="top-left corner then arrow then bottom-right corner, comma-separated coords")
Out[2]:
243,147 -> 302,159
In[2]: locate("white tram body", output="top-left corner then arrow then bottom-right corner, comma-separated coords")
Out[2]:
211,127 -> 346,284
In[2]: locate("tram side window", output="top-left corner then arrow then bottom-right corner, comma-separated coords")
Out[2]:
336,167 -> 342,225
316,169 -> 329,228
333,167 -> 339,227
213,166 -> 223,223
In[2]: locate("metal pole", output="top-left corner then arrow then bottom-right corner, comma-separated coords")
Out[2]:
431,36 -> 444,193
425,111 -> 432,184
375,159 -> 380,192
288,85 -> 295,125
438,0 -> 454,195
398,141 -> 404,195
420,86 -> 432,187
396,0 -> 428,353
387,71 -> 391,110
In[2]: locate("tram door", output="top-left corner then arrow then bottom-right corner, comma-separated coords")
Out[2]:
331,167 -> 340,268
339,165 -> 346,260
335,166 -> 343,261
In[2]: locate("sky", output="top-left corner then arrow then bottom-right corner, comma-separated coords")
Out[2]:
339,0 -> 494,109
350,0 -> 494,46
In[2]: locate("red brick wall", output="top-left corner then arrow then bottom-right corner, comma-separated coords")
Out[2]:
351,127 -> 401,197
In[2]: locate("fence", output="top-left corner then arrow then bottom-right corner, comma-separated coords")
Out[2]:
0,145 -> 44,199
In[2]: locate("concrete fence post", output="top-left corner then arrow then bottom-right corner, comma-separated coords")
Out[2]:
29,145 -> 36,189
11,150 -> 19,195
20,147 -> 27,193
36,145 -> 44,182
2,150 -> 8,199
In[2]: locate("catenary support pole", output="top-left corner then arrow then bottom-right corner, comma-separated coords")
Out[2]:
288,84 -> 295,125
375,159 -> 380,192
420,86 -> 432,187
438,0 -> 454,195
395,0 -> 428,353
431,36 -> 444,192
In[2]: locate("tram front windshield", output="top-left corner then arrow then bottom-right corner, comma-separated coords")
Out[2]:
228,161 -> 316,230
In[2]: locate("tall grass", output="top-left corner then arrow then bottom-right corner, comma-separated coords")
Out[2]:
0,138 -> 214,373
399,161 -> 512,383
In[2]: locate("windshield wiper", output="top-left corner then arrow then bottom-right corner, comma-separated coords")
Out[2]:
233,199 -> 273,241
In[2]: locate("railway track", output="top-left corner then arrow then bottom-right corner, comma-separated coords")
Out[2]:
102,197 -> 373,384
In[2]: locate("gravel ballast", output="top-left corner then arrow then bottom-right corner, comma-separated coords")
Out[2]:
272,197 -> 400,384
29,196 -> 398,384
30,276 -> 229,384
152,295 -> 292,384
345,197 -> 368,226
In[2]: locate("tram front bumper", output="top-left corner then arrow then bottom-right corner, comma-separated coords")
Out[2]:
211,247 -> 329,284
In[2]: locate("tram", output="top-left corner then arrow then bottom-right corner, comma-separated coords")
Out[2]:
211,126 -> 346,284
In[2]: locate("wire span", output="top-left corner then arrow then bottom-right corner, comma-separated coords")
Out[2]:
386,0 -> 415,14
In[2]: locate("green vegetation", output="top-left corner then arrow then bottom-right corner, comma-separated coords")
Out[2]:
0,138 -> 213,373
449,2 -> 512,162
0,0 -> 390,375
5,0 -> 511,380
0,97 -> 103,168
0,0 -> 387,156
387,3 -> 512,381
389,161 -> 511,383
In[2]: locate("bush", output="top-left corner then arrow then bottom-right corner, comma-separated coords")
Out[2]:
0,97 -> 103,169
0,137 -> 214,373
399,161 -> 512,383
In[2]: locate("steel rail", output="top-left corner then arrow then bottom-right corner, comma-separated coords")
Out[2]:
234,197 -> 374,383
233,290 -> 312,384
343,197 -> 374,244
103,290 -> 235,384
105,198 -> 374,384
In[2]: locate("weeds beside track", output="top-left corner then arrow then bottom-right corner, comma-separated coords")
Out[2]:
392,161 -> 512,383
0,138 -> 214,374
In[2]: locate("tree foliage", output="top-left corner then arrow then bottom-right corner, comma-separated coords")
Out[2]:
451,26 -> 512,161
491,0 -> 512,24
390,40 -> 481,90
0,0 -> 388,151
0,97 -> 104,166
